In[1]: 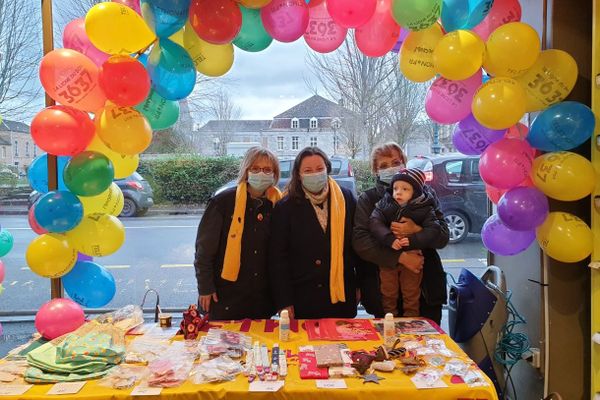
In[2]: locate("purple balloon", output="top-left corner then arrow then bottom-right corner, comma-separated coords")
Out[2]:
391,28 -> 409,53
77,253 -> 93,262
481,214 -> 536,256
498,187 -> 549,231
452,114 -> 506,155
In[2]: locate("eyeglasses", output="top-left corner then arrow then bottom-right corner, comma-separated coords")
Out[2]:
378,160 -> 405,169
249,166 -> 274,174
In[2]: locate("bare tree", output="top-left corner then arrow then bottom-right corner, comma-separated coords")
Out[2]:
54,0 -> 101,28
0,0 -> 42,121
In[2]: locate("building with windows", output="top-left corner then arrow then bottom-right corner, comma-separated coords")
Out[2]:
193,95 -> 351,157
0,120 -> 40,173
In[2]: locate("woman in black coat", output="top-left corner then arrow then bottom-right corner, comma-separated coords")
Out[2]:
269,147 -> 357,319
352,143 -> 449,324
194,147 -> 281,320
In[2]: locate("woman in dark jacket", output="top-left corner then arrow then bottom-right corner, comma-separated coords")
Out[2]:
352,142 -> 449,324
269,147 -> 357,319
194,146 -> 281,320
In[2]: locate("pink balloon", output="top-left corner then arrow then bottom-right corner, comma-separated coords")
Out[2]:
0,260 -> 5,284
472,0 -> 521,41
261,0 -> 309,43
28,206 -> 48,235
479,138 -> 534,190
63,18 -> 110,67
303,0 -> 347,53
425,69 -> 482,124
327,0 -> 376,28
35,298 -> 85,340
355,0 -> 400,57
112,0 -> 141,14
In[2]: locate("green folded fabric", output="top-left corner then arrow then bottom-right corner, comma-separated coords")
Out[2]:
56,332 -> 124,365
24,365 -> 114,383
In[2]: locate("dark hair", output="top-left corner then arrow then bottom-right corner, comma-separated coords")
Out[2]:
287,147 -> 332,199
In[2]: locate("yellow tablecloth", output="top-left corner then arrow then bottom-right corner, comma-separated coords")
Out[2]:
5,319 -> 499,400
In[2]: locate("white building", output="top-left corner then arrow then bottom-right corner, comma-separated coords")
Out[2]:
0,120 -> 41,173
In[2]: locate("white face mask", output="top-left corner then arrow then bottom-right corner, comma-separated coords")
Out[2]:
301,171 -> 328,194
247,172 -> 274,193
378,166 -> 403,184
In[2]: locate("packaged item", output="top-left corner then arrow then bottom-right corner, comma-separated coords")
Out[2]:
191,356 -> 244,384
94,305 -> 144,332
125,338 -> 170,364
146,356 -> 194,388
383,313 -> 396,349
443,358 -> 470,377
299,351 -> 328,379
198,329 -> 251,359
279,310 -> 290,342
328,366 -> 356,378
0,360 -> 28,382
314,344 -> 344,368
463,369 -> 489,387
98,365 -> 149,389
372,360 -> 396,372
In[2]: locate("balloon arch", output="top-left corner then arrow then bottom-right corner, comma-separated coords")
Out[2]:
24,0 -> 595,337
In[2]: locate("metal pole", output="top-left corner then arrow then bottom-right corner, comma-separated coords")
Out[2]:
41,0 -> 63,299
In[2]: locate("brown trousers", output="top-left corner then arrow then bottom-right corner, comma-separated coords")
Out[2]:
379,265 -> 423,317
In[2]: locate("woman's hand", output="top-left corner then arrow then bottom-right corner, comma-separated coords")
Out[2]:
391,217 -> 423,238
199,293 -> 218,313
280,306 -> 295,320
399,250 -> 424,274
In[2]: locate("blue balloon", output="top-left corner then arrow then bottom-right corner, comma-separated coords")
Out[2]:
147,39 -> 196,101
28,154 -> 70,193
528,101 -> 596,151
140,0 -> 190,38
441,0 -> 470,32
465,0 -> 494,29
34,190 -> 83,233
63,261 -> 116,308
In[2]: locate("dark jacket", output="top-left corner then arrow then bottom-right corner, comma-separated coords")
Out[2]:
268,187 -> 358,319
370,191 -> 441,250
352,181 -> 448,319
194,187 -> 276,320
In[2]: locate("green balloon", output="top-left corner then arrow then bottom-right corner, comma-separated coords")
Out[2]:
0,230 -> 13,257
63,151 -> 114,197
233,6 -> 273,53
135,89 -> 180,131
391,0 -> 442,31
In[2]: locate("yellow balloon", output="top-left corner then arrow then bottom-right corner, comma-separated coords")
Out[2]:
85,3 -> 155,55
515,49 -> 578,112
433,30 -> 485,81
79,183 -> 125,216
66,213 -> 126,257
484,22 -> 540,77
536,212 -> 592,263
86,134 -> 139,179
532,151 -> 596,201
26,234 -> 77,278
472,77 -> 526,129
400,23 -> 444,82
239,0 -> 272,8
95,103 -> 153,156
169,28 -> 185,47
183,23 -> 234,77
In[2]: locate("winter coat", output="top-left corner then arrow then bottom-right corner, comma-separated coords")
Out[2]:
194,187 -> 276,320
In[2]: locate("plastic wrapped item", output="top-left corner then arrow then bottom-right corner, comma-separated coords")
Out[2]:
424,338 -> 455,358
146,355 -> 194,388
98,365 -> 149,389
125,338 -> 170,364
94,305 -> 144,332
412,369 -> 443,387
191,356 -> 244,384
443,358 -> 470,377
198,329 -> 251,359
0,360 -> 28,382
424,355 -> 445,367
463,369 -> 489,387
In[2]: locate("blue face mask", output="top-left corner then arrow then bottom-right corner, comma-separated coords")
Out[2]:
301,171 -> 328,194
248,172 -> 275,194
378,166 -> 403,184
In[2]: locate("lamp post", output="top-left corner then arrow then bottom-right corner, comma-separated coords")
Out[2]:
431,122 -> 442,155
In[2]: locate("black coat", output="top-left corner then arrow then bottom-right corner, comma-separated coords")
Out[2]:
370,192 -> 441,250
194,187 -> 276,320
352,181 -> 448,321
268,187 -> 358,319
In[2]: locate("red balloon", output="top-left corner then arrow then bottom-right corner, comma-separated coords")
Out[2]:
189,0 -> 242,44
31,105 -> 95,156
29,206 -> 48,235
261,0 -> 309,43
326,0 -> 377,28
355,0 -> 400,57
304,0 -> 347,53
99,55 -> 150,107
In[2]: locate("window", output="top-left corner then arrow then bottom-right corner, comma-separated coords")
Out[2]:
33,145 -> 37,157
25,142 -> 30,156
310,136 -> 317,147
277,136 -> 284,151
445,160 -> 464,183
14,140 -> 18,156
332,118 -> 342,130
292,136 -> 299,150
213,137 -> 220,152
280,160 -> 292,179
291,118 -> 299,129
471,159 -> 482,182
1,147 -> 5,158
310,118 -> 318,129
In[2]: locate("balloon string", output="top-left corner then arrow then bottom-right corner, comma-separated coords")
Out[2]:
136,38 -> 158,58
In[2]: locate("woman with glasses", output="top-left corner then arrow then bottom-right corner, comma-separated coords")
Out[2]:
352,142 -> 449,324
194,147 -> 281,320
268,147 -> 358,319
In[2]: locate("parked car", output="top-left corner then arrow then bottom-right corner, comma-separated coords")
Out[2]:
28,172 -> 154,218
407,154 -> 487,244
213,156 -> 357,197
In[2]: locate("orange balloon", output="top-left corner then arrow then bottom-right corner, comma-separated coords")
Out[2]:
39,49 -> 107,113
95,103 -> 153,155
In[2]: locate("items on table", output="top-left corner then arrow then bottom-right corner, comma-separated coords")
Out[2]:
305,319 -> 380,341
199,328 -> 252,359
98,365 -> 149,390
372,318 -> 440,336
191,356 -> 244,384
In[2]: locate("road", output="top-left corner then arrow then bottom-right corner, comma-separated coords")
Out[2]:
0,214 -> 487,314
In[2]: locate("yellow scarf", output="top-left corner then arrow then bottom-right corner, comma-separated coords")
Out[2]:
327,177 -> 346,304
221,182 -> 282,282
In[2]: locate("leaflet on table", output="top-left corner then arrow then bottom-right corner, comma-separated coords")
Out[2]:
305,319 -> 380,341
372,318 -> 441,335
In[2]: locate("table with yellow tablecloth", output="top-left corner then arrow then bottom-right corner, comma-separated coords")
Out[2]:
3,319 -> 499,400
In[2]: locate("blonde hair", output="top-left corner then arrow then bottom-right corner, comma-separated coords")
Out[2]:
370,142 -> 407,173
237,146 -> 280,184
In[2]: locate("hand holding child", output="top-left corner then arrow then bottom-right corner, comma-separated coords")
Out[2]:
392,237 -> 410,250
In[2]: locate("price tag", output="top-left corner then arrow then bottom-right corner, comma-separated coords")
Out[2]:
131,386 -> 163,396
316,379 -> 347,389
0,385 -> 33,396
249,381 -> 284,392
47,381 -> 85,395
